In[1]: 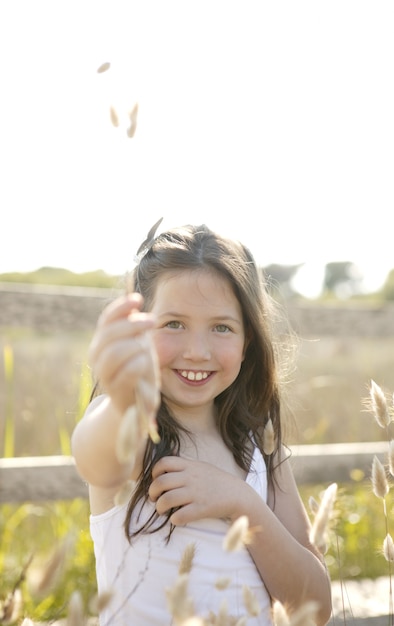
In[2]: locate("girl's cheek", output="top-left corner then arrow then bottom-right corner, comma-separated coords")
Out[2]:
154,334 -> 175,366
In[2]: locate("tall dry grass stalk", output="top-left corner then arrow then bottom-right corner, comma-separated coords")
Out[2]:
366,379 -> 394,621
309,482 -> 337,555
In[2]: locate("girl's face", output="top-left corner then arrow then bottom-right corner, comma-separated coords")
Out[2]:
151,268 -> 246,427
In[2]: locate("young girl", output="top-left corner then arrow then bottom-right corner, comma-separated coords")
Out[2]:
71,223 -> 332,626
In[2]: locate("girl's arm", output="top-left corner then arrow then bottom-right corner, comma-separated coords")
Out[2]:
71,294 -> 160,494
247,454 -> 332,625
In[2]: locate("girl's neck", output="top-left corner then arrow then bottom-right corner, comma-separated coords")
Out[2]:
167,402 -> 217,435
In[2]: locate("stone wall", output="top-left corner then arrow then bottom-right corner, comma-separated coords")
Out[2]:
1,283 -> 394,337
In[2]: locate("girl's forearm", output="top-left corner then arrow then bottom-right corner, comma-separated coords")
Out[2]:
232,486 -> 332,625
71,396 -> 136,488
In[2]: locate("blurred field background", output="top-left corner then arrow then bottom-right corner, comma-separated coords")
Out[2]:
1,267 -> 394,619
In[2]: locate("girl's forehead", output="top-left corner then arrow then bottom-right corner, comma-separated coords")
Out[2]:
152,268 -> 240,307
155,268 -> 231,292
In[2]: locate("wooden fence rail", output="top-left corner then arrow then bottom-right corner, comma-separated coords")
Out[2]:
0,441 -> 388,503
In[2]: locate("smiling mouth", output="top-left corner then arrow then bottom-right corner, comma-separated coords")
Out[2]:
178,370 -> 211,381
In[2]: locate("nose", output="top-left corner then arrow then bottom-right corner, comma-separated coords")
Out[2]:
183,331 -> 211,361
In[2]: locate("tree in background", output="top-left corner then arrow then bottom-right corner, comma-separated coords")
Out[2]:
323,261 -> 364,298
262,263 -> 304,299
381,269 -> 394,301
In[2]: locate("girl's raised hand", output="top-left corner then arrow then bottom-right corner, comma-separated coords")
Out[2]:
88,294 -> 161,418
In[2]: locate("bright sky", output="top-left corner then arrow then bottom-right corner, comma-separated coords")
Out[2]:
1,1 -> 393,296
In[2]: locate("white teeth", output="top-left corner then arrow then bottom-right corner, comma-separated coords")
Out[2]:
180,371 -> 209,381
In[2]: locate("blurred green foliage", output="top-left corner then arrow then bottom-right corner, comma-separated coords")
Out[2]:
0,499 -> 96,621
302,481 -> 394,581
0,268 -> 120,290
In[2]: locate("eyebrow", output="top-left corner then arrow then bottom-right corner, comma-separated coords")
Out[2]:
159,312 -> 243,325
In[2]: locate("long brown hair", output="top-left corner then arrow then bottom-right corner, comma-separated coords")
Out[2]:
103,224 -> 293,541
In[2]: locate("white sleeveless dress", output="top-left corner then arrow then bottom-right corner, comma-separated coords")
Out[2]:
90,446 -> 274,625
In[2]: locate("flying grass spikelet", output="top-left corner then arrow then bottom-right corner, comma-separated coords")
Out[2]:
383,533 -> 394,562
262,418 -> 275,455
371,455 -> 389,499
223,515 -> 250,552
127,102 -> 139,138
97,61 -> 111,73
110,106 -> 119,127
309,482 -> 337,554
369,379 -> 391,428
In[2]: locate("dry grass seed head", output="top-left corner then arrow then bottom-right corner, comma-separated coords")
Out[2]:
215,576 -> 232,590
308,496 -> 319,516
179,542 -> 196,575
242,585 -> 261,617
89,589 -> 115,614
67,591 -> 85,626
388,440 -> 394,477
383,533 -> 394,562
0,589 -> 23,625
31,534 -> 72,596
371,455 -> 389,499
287,601 -> 319,626
166,574 -> 195,624
309,482 -> 337,554
262,418 -> 275,455
215,598 -> 230,626
115,405 -> 139,465
271,600 -> 290,625
223,515 -> 250,552
369,380 -> 391,428
114,480 -> 135,507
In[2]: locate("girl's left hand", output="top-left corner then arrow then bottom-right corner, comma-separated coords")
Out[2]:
149,455 -> 252,525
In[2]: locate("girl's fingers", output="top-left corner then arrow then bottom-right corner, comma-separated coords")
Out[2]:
95,342 -> 152,389
151,456 -> 185,480
89,298 -> 157,370
97,294 -> 144,326
149,467 -> 185,501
